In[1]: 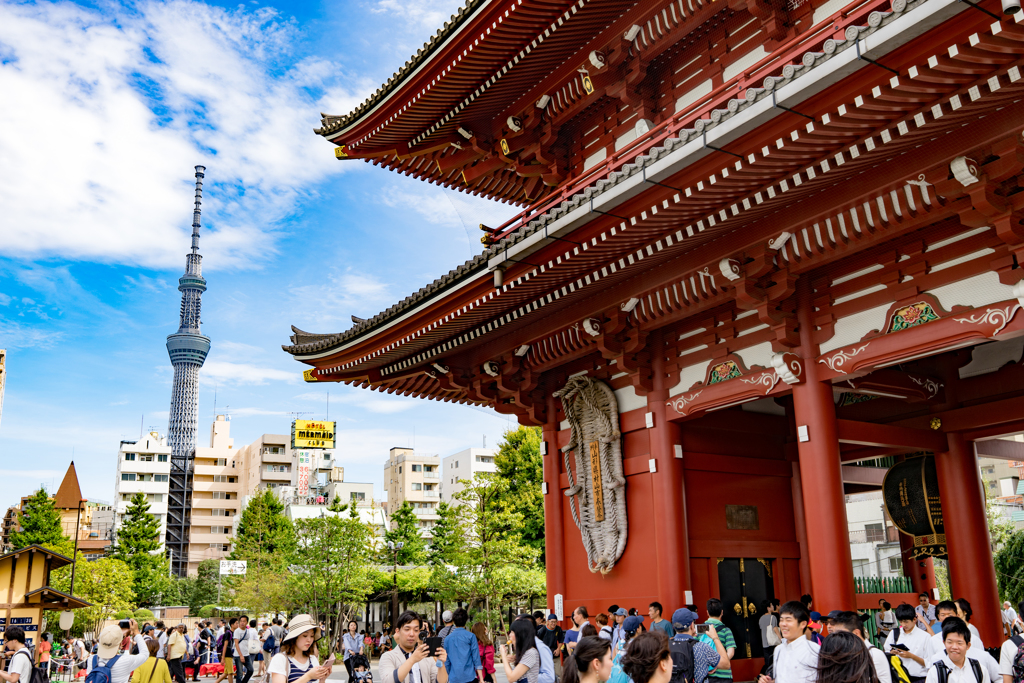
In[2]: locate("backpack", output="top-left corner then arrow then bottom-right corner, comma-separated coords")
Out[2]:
13,652 -> 48,683
84,654 -> 122,683
262,634 -> 275,653
669,638 -> 696,683
1010,635 -> 1024,683
535,640 -> 556,683
885,630 -> 913,683
932,659 -> 983,683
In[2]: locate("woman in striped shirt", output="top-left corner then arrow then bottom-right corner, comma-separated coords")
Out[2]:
269,615 -> 334,683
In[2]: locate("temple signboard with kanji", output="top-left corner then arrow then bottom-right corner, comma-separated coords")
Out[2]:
286,0 -> 1024,674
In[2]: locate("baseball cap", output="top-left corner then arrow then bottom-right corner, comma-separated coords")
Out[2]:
826,610 -> 843,621
623,615 -> 644,633
547,614 -> 558,621
142,624 -> 155,633
671,608 -> 698,629
442,610 -> 453,623
98,624 -> 124,659
809,611 -> 821,622
615,608 -> 627,617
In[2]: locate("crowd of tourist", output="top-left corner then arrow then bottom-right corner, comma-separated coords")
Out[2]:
2,593 -> 1022,683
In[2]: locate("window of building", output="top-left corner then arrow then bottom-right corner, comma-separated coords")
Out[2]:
864,523 -> 885,543
213,509 -> 227,517
475,456 -> 493,463
148,494 -> 163,503
412,464 -> 422,472
121,473 -> 136,481
852,558 -> 870,577
121,493 -> 132,501
124,453 -> 136,461
351,492 -> 366,501
215,458 -> 228,466
454,461 -> 458,468
398,466 -> 402,473
424,466 -> 435,472
214,475 -> 227,482
140,454 -> 154,462
158,454 -> 168,462
424,485 -> 435,491
155,474 -> 168,482
209,543 -> 221,550
412,483 -> 422,491
888,556 -> 903,573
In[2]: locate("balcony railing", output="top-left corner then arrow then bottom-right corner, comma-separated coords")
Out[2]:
850,527 -> 900,544
422,472 -> 440,479
413,508 -> 437,516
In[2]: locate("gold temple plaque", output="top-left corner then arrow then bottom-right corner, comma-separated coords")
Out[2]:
589,441 -> 605,522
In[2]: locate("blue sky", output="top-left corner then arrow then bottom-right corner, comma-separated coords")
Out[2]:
0,0 -> 521,511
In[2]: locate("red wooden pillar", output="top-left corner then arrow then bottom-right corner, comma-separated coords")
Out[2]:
934,433 -> 1001,645
647,327 -> 689,609
542,390 -> 567,618
790,461 -> 813,597
790,278 -> 856,611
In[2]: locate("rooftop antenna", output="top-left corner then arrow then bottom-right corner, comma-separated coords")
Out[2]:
483,434 -> 486,449
213,386 -> 217,419
140,414 -> 144,438
326,391 -> 330,422
288,411 -> 313,425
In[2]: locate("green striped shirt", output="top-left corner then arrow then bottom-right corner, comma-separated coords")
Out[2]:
703,619 -> 735,682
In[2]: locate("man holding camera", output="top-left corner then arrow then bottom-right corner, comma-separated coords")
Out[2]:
379,611 -> 449,683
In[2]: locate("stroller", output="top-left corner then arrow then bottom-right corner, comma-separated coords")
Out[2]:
348,654 -> 372,683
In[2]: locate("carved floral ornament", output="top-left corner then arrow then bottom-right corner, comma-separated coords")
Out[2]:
666,352 -> 804,415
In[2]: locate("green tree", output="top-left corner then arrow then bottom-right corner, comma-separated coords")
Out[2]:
427,502 -> 464,566
290,514 -> 375,652
174,559 -> 220,613
10,487 -> 72,554
328,495 -> 346,513
112,492 -> 171,606
384,501 -> 427,565
232,489 -> 295,571
453,473 -> 540,631
494,426 -> 545,557
50,553 -> 135,636
995,530 -> 1024,605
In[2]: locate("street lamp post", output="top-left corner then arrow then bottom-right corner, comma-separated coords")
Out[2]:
387,541 -> 403,628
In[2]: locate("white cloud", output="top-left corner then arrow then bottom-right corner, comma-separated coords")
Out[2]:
0,320 -> 65,350
0,1 -> 362,269
227,407 -> 288,417
201,360 -> 299,385
288,270 -> 392,328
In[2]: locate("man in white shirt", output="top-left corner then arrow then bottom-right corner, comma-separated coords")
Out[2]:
0,627 -> 34,683
828,611 -> 891,683
757,601 -> 819,683
918,595 -> 938,633
926,603 -> 998,682
233,614 -> 254,683
886,604 -> 934,683
156,621 -> 169,659
999,599 -> 1024,683
1003,604 -> 1019,640
925,618 -> 988,683
85,622 -> 152,683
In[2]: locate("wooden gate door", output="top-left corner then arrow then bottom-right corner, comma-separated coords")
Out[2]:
717,558 -> 776,659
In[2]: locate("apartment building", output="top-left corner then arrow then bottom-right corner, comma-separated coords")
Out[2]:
383,447 -> 440,535
441,448 -> 496,502
237,433 -> 294,494
115,431 -> 172,545
188,415 -> 242,574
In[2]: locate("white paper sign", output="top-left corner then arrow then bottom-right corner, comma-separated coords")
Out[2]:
220,560 -> 247,575
554,594 -> 564,621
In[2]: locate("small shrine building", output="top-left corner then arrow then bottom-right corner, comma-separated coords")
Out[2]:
285,0 -> 1024,673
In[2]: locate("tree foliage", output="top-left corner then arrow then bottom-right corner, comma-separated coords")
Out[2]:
494,426 -> 545,558
232,489 -> 295,571
11,487 -> 73,555
290,514 -> 375,651
452,473 -> 541,631
50,553 -> 135,636
995,530 -> 1024,605
112,492 -> 172,606
171,559 -> 221,613
383,501 -> 427,564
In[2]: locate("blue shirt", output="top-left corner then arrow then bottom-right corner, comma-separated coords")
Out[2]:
443,627 -> 482,683
673,634 -> 721,683
343,633 -> 362,661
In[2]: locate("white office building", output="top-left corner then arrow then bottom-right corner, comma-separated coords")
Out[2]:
115,431 -> 172,546
441,448 -> 497,502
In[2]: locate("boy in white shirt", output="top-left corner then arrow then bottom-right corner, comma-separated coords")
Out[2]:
925,618 -> 987,683
998,599 -> 1024,683
757,601 -> 819,683
885,604 -> 934,683
926,602 -> 999,682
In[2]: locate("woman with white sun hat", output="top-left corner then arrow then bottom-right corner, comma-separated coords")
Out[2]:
268,616 -> 334,683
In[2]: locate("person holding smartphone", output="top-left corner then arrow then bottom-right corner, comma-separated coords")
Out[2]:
884,604 -> 934,683
268,615 -> 332,683
502,620 -> 540,683
379,611 -> 448,683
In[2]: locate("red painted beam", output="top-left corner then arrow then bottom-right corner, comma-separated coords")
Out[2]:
836,419 -> 948,452
840,465 -> 887,487
974,438 -> 1024,461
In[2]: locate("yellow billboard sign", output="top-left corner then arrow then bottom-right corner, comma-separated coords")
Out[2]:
292,420 -> 336,449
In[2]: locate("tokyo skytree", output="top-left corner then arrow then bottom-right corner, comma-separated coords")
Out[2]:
165,165 -> 211,577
